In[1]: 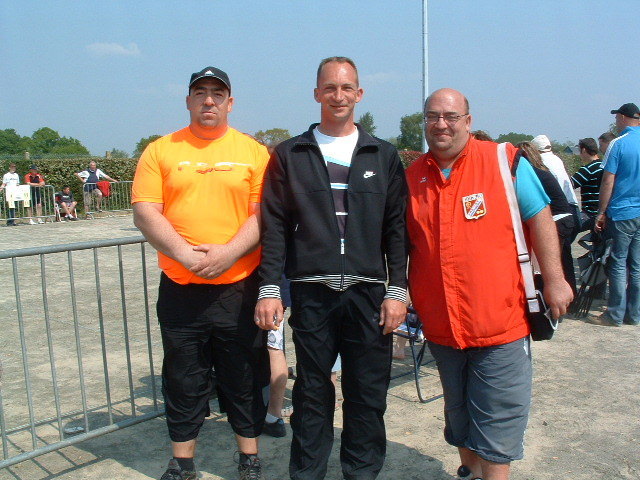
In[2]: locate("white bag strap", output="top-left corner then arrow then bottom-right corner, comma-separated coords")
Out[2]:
496,143 -> 540,313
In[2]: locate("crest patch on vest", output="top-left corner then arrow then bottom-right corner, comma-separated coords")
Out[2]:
462,193 -> 487,220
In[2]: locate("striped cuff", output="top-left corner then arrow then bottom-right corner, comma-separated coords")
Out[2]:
384,286 -> 408,304
258,284 -> 281,300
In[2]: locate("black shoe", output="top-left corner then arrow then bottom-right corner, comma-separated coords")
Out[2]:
237,453 -> 262,480
457,465 -> 471,478
159,458 -> 197,480
262,418 -> 286,437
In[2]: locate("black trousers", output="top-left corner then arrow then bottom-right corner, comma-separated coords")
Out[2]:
157,272 -> 269,442
557,215 -> 577,294
288,282 -> 391,480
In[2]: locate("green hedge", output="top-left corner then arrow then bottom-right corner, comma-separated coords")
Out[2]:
555,152 -> 581,175
398,150 -> 423,169
0,157 -> 139,212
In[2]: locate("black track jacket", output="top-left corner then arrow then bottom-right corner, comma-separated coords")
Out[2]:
258,123 -> 408,294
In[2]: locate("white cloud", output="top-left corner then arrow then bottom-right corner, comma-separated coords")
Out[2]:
86,42 -> 141,57
361,72 -> 401,85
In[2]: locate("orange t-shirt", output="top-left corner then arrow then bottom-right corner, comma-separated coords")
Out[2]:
24,173 -> 45,185
132,126 -> 270,285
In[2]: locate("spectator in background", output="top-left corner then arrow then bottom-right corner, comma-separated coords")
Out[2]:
571,138 -> 603,232
518,142 -> 577,293
1,163 -> 20,226
531,134 -> 580,232
24,165 -> 46,224
591,103 -> 640,327
471,130 -> 493,142
263,276 -> 293,438
76,161 -> 117,213
598,131 -> 616,156
55,186 -> 78,221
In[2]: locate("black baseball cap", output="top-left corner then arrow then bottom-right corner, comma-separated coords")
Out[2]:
188,66 -> 231,93
29,164 -> 38,170
610,103 -> 640,119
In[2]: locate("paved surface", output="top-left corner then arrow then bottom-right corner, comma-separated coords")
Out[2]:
0,215 -> 638,480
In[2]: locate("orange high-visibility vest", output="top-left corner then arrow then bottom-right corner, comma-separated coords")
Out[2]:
406,138 -> 530,349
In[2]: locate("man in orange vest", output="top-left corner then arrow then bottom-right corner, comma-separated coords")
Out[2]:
406,89 -> 573,480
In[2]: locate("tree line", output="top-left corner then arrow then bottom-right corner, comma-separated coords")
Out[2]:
251,112 -> 578,154
1,113 -> 579,160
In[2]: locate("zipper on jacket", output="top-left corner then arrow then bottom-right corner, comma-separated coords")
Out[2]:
339,238 -> 345,290
338,144 -> 364,291
306,142 -> 347,288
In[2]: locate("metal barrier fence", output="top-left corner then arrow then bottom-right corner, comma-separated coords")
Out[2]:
0,185 -> 57,225
83,181 -> 133,216
0,236 -> 163,469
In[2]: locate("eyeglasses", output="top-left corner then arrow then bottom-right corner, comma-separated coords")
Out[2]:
424,113 -> 468,125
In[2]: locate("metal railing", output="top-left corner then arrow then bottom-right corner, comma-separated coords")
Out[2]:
0,185 -> 58,225
0,236 -> 163,469
83,181 -> 133,216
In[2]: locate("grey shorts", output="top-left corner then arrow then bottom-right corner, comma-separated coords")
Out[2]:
428,336 -> 532,463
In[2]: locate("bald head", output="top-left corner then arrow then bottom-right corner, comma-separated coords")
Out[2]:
424,88 -> 469,115
424,88 -> 472,165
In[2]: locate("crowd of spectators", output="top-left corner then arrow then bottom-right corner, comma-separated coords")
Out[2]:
1,161 -> 117,225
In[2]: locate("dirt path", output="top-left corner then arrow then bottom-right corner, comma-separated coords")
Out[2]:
0,216 -> 638,479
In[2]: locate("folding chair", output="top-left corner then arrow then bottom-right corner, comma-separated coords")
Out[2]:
571,232 -> 611,317
391,307 -> 431,403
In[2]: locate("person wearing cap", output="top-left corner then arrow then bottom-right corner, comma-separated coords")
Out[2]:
24,165 -> 46,224
571,138 -> 603,233
255,56 -> 408,479
132,66 -> 271,480
75,161 -> 117,213
530,134 -> 580,221
590,103 -> 640,327
406,88 -> 573,480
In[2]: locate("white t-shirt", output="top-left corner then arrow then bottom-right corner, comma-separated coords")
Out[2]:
540,151 -> 578,205
313,127 -> 358,167
2,172 -> 20,187
77,168 -> 107,180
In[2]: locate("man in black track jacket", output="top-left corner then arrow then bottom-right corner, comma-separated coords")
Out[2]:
254,56 -> 408,480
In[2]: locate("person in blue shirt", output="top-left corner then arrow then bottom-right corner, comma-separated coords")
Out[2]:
592,103 -> 640,327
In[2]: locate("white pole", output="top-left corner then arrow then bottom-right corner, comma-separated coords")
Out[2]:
422,0 -> 429,152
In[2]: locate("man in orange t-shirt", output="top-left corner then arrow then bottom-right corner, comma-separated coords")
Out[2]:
132,66 -> 270,480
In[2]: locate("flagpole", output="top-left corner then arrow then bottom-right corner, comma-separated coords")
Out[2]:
422,0 -> 429,152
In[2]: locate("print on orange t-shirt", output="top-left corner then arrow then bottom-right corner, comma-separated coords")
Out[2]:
132,127 -> 270,285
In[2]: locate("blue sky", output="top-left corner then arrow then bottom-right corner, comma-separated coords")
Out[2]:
1,1 -> 638,156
